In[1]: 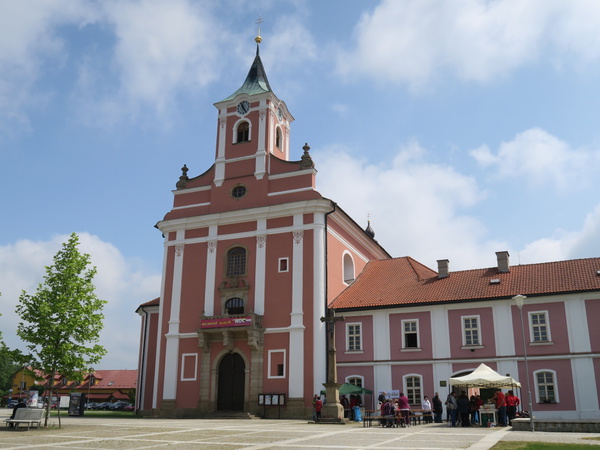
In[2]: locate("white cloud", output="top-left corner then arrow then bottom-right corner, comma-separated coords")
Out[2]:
522,205 -> 600,263
315,141 -> 505,270
335,0 -> 600,90
0,0 -> 97,139
74,0 -> 224,125
0,233 -> 160,370
470,128 -> 599,190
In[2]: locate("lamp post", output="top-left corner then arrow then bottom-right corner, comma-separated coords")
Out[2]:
513,294 -> 535,432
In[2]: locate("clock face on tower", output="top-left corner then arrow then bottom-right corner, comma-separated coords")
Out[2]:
236,100 -> 250,116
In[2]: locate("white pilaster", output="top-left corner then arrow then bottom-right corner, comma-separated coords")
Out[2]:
312,213 -> 327,396
431,307 -> 450,359
152,239 -> 169,409
214,116 -> 227,187
373,310 -> 390,361
254,219 -> 267,315
493,302 -> 515,357
162,232 -> 185,400
571,357 -> 599,418
203,225 -> 218,316
289,214 -> 305,398
254,102 -> 267,179
565,296 -> 591,353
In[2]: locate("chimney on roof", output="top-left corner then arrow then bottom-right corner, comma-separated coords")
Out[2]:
437,259 -> 449,278
496,251 -> 510,273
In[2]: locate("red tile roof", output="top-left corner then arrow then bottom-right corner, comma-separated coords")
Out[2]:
92,370 -> 137,389
330,256 -> 600,310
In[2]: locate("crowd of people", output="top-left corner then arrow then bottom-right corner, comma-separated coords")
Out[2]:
313,388 -> 522,428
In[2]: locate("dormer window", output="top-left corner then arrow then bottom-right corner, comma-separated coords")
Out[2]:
275,127 -> 282,148
236,121 -> 250,143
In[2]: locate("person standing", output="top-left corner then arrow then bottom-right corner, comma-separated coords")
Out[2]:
432,392 -> 443,423
314,396 -> 323,420
421,395 -> 432,423
492,389 -> 507,426
398,392 -> 411,427
457,391 -> 471,427
505,390 -> 520,426
445,392 -> 458,427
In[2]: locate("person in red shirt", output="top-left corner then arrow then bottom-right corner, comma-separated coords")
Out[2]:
314,396 -> 323,420
505,390 -> 520,426
492,389 -> 507,426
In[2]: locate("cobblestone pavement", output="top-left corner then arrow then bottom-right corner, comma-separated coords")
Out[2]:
1,410 -> 599,449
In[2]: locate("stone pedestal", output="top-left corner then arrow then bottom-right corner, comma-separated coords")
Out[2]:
317,382 -> 348,424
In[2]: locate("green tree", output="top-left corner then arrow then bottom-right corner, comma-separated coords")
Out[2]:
15,233 -> 107,427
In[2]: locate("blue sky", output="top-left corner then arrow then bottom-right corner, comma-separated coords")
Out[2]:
2,0 -> 600,369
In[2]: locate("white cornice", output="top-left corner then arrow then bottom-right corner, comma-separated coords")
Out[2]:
268,187 -> 315,197
269,169 -> 317,180
172,185 -> 211,195
157,199 -> 333,234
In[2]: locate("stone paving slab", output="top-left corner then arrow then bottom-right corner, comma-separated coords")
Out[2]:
1,410 -> 599,449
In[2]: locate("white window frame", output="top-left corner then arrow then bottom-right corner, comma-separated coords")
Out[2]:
278,257 -> 289,273
403,374 -> 422,406
267,349 -> 286,379
346,322 -> 362,352
533,369 -> 559,403
233,118 -> 252,144
401,319 -> 420,350
346,375 -> 365,388
461,315 -> 482,348
180,353 -> 198,381
529,310 -> 552,344
342,251 -> 355,285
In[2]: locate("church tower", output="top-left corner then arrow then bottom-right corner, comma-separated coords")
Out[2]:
136,31 -> 389,418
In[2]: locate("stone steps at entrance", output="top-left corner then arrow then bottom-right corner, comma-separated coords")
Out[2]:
199,411 -> 260,420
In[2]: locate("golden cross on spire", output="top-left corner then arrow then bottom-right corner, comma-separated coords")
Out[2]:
255,16 -> 264,44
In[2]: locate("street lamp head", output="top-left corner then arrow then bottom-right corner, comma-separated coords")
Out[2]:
513,294 -> 527,309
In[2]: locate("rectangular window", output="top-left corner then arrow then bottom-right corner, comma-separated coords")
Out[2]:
405,376 -> 422,405
402,320 -> 419,349
536,371 -> 556,403
278,258 -> 289,272
463,316 -> 480,346
530,312 -> 550,342
347,323 -> 362,351
268,350 -> 286,379
180,353 -> 198,381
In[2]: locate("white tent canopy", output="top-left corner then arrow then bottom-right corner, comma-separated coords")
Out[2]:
449,363 -> 521,389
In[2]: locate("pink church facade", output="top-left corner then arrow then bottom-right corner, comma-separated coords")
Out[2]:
135,40 -> 389,418
136,38 -> 600,421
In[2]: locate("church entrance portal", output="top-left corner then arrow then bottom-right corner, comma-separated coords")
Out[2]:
217,353 -> 245,411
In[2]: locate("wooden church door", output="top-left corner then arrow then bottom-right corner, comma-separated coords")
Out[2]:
217,353 -> 245,411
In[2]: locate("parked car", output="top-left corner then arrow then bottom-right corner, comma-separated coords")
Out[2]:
110,401 -> 130,410
86,402 -> 97,410
123,404 -> 134,411
7,400 -> 18,408
95,402 -> 111,410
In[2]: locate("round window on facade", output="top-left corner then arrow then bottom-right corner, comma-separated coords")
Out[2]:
231,185 -> 247,199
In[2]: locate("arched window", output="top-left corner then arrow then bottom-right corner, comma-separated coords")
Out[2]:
227,247 -> 247,277
237,121 -> 250,143
275,127 -> 282,148
343,253 -> 355,284
225,297 -> 244,315
347,376 -> 364,388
